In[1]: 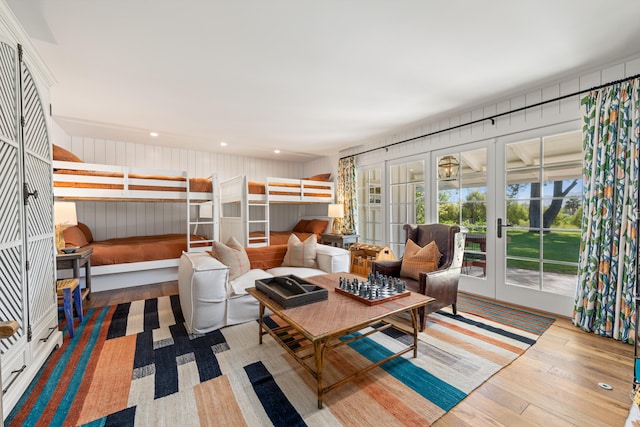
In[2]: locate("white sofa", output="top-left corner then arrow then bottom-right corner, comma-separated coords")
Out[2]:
178,244 -> 350,334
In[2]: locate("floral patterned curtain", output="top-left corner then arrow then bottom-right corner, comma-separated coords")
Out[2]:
573,79 -> 640,343
337,156 -> 357,233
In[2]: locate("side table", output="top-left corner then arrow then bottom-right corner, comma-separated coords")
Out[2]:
320,233 -> 359,249
56,247 -> 93,300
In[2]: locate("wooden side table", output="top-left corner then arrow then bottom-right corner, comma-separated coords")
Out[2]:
56,247 -> 93,300
320,233 -> 359,249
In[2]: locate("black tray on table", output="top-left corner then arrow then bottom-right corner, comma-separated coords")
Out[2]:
255,275 -> 328,308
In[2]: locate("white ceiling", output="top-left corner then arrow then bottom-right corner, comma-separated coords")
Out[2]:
6,0 -> 640,161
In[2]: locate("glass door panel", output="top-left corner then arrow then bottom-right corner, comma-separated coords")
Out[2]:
497,129 -> 582,315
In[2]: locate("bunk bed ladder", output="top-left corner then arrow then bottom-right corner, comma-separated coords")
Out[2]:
187,174 -> 218,252
246,199 -> 269,247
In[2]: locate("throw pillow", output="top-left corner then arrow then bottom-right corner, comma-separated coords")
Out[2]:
52,144 -> 83,162
292,219 -> 310,233
62,225 -> 89,247
77,222 -> 94,243
210,237 -> 250,280
400,239 -> 441,281
305,219 -> 329,234
281,234 -> 317,268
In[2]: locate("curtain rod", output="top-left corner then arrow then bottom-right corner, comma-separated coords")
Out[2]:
340,72 -> 640,161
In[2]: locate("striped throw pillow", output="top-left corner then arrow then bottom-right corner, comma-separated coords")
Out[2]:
210,237 -> 250,280
400,239 -> 441,281
282,234 -> 317,268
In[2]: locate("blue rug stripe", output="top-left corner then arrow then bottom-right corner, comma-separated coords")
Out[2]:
6,307 -> 101,424
106,301 -> 131,339
438,311 -> 536,346
244,361 -> 307,427
79,418 -> 106,427
51,306 -> 112,426
11,306 -> 109,426
144,298 -> 159,331
345,333 -> 467,411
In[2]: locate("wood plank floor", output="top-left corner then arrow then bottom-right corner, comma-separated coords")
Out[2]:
86,283 -> 634,426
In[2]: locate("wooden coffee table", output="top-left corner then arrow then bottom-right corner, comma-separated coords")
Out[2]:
246,272 -> 434,409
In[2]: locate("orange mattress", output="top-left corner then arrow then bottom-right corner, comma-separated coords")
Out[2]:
84,234 -> 206,266
54,170 -> 212,193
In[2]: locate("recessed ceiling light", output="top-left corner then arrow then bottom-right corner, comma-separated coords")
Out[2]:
149,132 -> 159,137
274,149 -> 280,154
220,142 -> 227,147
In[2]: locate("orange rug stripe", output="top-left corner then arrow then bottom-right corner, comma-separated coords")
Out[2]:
194,375 -> 247,426
430,316 -> 525,355
75,333 -> 137,424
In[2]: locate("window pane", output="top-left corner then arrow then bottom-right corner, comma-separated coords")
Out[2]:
506,229 -> 540,259
542,262 -> 577,297
506,259 -> 540,289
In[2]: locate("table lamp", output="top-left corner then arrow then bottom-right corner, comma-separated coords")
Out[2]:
54,201 -> 77,253
327,203 -> 344,234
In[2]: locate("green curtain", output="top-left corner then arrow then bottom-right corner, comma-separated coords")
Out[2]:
573,79 -> 640,343
337,156 -> 357,233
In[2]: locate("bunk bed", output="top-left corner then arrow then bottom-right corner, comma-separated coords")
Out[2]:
219,175 -> 334,247
52,145 -> 219,291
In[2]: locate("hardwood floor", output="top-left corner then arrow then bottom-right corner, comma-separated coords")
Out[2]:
87,283 -> 634,426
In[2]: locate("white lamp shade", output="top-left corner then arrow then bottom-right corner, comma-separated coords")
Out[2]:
327,203 -> 344,218
54,201 -> 78,226
199,202 -> 213,219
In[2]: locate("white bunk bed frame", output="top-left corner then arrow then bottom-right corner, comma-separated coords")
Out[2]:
219,175 -> 335,247
52,160 -> 219,292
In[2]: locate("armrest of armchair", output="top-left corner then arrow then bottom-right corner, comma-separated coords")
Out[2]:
316,244 -> 349,273
371,259 -> 403,277
418,267 -> 461,313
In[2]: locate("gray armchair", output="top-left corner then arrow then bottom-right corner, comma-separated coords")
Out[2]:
371,223 -> 465,331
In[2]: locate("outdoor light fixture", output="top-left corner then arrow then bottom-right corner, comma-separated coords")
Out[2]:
438,155 -> 460,179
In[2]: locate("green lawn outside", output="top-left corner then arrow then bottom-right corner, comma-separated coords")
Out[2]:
505,229 -> 580,274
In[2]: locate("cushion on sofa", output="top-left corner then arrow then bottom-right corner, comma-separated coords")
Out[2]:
211,237 -> 250,280
245,245 -> 287,270
400,239 -> 441,280
282,234 -> 317,268
229,269 -> 274,296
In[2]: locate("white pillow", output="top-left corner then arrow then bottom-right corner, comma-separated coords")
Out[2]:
281,234 -> 317,268
210,236 -> 250,281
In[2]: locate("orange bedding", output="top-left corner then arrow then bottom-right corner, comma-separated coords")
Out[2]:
54,170 -> 212,193
84,234 -> 206,266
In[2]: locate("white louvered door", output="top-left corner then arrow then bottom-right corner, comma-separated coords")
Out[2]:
21,61 -> 57,336
0,34 -> 60,418
0,39 -> 25,362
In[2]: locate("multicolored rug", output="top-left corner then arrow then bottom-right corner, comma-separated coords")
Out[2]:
7,295 -> 555,426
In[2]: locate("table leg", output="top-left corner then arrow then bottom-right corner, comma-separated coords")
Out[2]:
84,258 -> 92,300
410,308 -> 419,358
258,303 -> 265,345
315,341 -> 325,409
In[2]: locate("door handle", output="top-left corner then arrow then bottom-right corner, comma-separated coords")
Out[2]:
23,183 -> 38,205
497,218 -> 512,238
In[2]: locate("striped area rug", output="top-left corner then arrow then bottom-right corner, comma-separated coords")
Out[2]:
7,295 -> 553,426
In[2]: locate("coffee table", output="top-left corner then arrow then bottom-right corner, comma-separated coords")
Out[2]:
246,272 -> 434,409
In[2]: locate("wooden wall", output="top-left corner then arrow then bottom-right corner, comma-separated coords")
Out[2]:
52,130 -> 334,240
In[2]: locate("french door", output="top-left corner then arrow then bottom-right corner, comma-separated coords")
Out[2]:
433,123 -> 581,316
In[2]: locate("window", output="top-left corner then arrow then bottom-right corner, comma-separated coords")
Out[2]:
356,166 -> 383,246
389,160 -> 424,257
504,130 -> 582,296
437,148 -> 488,278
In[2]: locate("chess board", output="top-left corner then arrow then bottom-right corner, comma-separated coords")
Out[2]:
335,275 -> 410,306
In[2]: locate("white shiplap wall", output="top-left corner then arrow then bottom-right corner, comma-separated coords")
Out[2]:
339,55 -> 640,243
344,55 -> 640,167
52,128 -> 334,240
